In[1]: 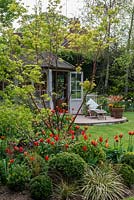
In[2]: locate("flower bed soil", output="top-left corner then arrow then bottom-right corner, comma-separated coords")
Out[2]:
0,186 -> 32,200
0,185 -> 134,200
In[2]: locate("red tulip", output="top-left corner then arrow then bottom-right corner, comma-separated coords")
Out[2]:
82,146 -> 88,151
45,155 -> 49,161
19,147 -> 24,153
65,144 -> 69,149
9,159 -> 14,164
99,137 -> 103,143
51,141 -> 55,145
83,134 -> 88,140
119,133 -> 123,138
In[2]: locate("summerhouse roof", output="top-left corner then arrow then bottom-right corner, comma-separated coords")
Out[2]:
41,52 -> 75,71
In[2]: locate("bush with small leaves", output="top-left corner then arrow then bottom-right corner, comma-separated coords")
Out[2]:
48,152 -> 86,182
69,141 -> 106,165
7,163 -> 31,191
118,164 -> 134,188
0,103 -> 33,138
121,152 -> 134,169
30,175 -> 52,200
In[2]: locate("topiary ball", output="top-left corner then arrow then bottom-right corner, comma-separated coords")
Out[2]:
48,152 -> 86,182
118,164 -> 134,188
30,175 -> 52,200
121,152 -> 134,169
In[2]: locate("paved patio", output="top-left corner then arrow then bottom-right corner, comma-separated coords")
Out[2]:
74,115 -> 127,125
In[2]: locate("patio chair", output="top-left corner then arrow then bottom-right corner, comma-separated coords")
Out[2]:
86,98 -> 107,120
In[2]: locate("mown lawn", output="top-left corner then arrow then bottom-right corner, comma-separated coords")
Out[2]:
87,112 -> 134,148
123,197 -> 134,200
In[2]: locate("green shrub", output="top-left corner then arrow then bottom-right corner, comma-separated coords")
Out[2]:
48,152 -> 86,182
121,152 -> 134,169
7,163 -> 31,191
52,179 -> 82,200
105,148 -> 124,164
82,166 -> 129,200
69,141 -> 106,165
118,164 -> 134,188
0,103 -> 33,138
0,159 -> 8,184
30,175 -> 52,200
25,152 -> 47,177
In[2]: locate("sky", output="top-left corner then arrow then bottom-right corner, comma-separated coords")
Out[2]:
21,0 -> 83,18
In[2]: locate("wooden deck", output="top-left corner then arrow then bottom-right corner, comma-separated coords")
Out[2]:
74,115 -> 127,125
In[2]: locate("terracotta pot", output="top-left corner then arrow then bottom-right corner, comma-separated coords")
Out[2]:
111,107 -> 124,118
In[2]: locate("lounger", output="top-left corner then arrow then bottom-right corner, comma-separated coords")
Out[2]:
86,98 -> 107,120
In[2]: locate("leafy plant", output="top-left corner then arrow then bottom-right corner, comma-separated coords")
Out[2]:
30,175 -> 52,200
121,152 -> 134,169
0,159 -> 8,184
82,166 -> 129,200
52,178 -> 82,200
117,164 -> 134,188
25,152 -> 47,177
105,147 -> 124,164
7,163 -> 31,191
0,103 -> 33,138
48,152 -> 86,182
69,141 -> 106,165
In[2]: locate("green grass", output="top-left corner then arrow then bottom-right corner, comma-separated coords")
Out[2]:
123,197 -> 134,200
87,112 -> 134,148
86,112 -> 134,200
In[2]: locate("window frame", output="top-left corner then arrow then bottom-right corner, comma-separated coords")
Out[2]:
70,72 -> 83,100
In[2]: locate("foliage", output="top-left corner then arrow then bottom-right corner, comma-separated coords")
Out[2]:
105,148 -> 124,164
7,163 -> 31,191
117,164 -> 134,188
82,166 -> 129,200
69,141 -> 106,166
52,179 -> 82,200
0,159 -> 8,184
0,103 -> 33,138
108,95 -> 124,108
30,174 -> 52,200
34,105 -> 73,135
48,152 -> 86,182
24,152 -> 48,177
0,139 -> 8,159
0,0 -> 26,25
121,152 -> 134,169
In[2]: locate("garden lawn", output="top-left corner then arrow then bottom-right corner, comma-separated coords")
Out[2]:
123,197 -> 134,200
87,112 -> 134,149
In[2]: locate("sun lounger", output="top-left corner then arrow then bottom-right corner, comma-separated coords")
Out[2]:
86,98 -> 107,120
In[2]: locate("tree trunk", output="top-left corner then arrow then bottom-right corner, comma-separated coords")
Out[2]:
125,5 -> 134,95
104,0 -> 112,93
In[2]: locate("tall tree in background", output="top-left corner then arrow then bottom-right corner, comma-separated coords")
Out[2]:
0,0 -> 26,26
125,4 -> 134,95
82,0 -> 120,93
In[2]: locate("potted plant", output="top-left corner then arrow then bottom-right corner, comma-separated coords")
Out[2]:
108,95 -> 125,118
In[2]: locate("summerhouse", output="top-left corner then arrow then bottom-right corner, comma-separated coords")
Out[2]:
36,53 -> 83,114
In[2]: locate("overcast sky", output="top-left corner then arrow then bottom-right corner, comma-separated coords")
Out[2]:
21,0 -> 83,18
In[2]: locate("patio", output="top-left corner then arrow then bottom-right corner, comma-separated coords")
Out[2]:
74,115 -> 127,125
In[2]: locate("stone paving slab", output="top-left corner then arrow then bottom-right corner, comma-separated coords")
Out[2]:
74,115 -> 127,125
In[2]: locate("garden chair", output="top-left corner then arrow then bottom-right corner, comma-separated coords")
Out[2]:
86,98 -> 107,120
